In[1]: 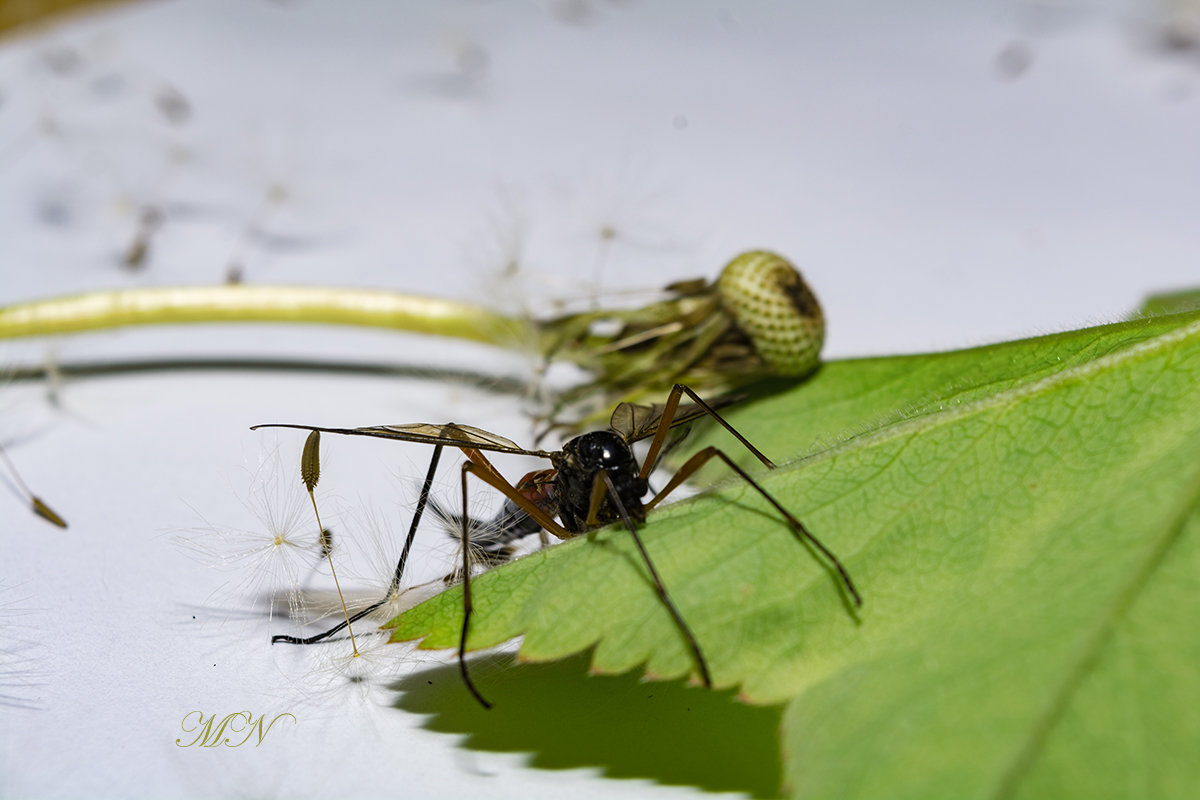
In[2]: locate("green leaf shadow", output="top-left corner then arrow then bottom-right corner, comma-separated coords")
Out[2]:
389,651 -> 783,798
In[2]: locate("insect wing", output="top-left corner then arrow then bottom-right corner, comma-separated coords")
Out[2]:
609,401 -> 714,444
359,423 -> 536,453
252,422 -> 549,457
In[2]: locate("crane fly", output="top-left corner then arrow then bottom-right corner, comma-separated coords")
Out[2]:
252,384 -> 861,708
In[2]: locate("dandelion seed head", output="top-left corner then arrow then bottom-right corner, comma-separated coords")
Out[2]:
175,443 -> 327,627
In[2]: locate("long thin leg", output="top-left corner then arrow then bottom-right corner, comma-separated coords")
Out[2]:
646,446 -> 862,607
457,461 -> 492,709
458,456 -> 572,540
390,445 -> 445,594
599,471 -> 712,688
272,445 -> 445,645
452,453 -> 583,709
639,383 -> 772,482
584,468 -> 609,527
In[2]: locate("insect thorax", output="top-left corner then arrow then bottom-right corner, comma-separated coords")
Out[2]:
553,430 -> 648,533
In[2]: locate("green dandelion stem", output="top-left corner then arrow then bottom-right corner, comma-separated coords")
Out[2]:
0,251 -> 826,414
0,285 -> 539,350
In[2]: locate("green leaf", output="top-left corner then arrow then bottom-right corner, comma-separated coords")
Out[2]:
387,308 -> 1200,799
1138,286 -> 1200,318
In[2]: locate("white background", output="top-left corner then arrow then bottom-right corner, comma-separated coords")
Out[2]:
1,1 -> 1198,798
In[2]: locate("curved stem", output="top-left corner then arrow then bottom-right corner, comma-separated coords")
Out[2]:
0,285 -> 539,350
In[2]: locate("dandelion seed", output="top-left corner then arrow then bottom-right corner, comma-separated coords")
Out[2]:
0,442 -> 67,528
273,630 -> 443,716
258,503 -> 448,708
0,583 -> 44,710
0,368 -> 67,528
176,446 -> 326,627
341,503 -> 448,619
427,492 -> 541,584
258,491 -> 445,654
297,430 -> 359,656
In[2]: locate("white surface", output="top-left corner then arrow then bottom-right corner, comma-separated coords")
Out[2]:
1,1 -> 1198,798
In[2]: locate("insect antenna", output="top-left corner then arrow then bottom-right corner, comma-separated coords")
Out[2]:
0,442 -> 67,528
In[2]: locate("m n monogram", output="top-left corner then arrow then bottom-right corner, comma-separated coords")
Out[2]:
176,711 -> 297,747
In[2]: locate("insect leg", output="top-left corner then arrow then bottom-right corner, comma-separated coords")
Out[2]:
584,469 -> 608,527
598,470 -> 712,688
457,461 -> 491,710
639,383 -> 772,482
271,444 -> 444,646
457,455 -> 572,540
646,446 -> 861,607
389,444 -> 445,595
452,458 -> 572,709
